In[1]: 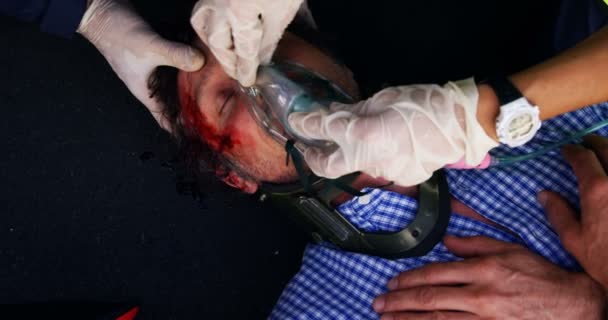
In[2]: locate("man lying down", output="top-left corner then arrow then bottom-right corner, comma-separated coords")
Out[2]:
148,23 -> 608,319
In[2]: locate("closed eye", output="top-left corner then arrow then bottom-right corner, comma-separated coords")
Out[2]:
219,90 -> 236,115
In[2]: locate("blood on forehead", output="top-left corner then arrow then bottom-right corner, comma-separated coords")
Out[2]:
177,76 -> 239,154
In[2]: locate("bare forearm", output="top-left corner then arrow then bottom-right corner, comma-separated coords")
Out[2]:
477,25 -> 608,141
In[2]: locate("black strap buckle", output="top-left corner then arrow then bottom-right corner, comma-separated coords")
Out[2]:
261,142 -> 451,259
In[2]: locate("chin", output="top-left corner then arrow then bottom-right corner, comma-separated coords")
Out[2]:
262,165 -> 300,185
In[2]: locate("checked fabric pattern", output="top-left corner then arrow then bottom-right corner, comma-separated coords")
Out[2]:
269,103 -> 608,320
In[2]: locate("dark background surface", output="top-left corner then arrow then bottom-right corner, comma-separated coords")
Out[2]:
0,1 -> 562,319
0,14 -> 308,320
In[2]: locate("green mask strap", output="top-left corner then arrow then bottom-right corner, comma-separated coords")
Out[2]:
285,140 -> 313,194
269,140 -> 451,259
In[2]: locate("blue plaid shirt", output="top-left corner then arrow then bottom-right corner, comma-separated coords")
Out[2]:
269,103 -> 608,319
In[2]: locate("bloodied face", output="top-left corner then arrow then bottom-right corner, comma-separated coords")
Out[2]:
177,32 -> 358,193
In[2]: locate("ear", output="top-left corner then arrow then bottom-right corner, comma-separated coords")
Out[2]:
221,171 -> 259,194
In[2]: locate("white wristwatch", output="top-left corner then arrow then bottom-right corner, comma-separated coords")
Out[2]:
484,77 -> 541,147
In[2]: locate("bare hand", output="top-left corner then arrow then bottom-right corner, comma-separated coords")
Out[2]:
539,135 -> 608,291
373,236 -> 606,320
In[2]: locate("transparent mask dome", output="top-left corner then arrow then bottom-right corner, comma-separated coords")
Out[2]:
241,62 -> 354,153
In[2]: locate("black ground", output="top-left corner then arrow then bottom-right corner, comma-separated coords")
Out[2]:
0,1 -> 561,319
0,14 -> 308,320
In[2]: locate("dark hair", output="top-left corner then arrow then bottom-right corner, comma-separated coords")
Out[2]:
148,17 -> 342,196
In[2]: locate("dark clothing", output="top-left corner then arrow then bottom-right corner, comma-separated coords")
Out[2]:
308,0 -> 607,97
0,0 -> 86,38
554,0 -> 608,52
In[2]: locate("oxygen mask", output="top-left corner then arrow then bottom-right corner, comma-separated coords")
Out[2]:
246,62 -> 452,259
241,62 -> 355,154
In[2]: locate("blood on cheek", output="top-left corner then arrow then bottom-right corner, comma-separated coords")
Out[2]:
178,80 -> 241,153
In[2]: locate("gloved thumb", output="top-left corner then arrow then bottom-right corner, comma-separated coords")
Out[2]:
288,109 -> 355,143
538,191 -> 582,254
303,146 -> 352,180
289,111 -> 333,141
151,38 -> 206,72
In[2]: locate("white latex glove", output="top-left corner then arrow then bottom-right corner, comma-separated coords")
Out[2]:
190,0 -> 304,86
288,78 -> 499,187
77,0 -> 205,131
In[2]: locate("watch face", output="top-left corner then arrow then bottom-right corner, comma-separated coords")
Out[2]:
497,99 -> 541,147
508,113 -> 535,139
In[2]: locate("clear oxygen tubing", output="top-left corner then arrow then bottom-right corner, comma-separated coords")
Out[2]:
490,118 -> 608,167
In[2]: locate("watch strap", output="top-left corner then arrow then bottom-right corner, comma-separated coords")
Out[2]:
483,76 -> 523,106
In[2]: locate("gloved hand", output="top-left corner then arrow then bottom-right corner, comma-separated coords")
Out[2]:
190,0 -> 304,86
288,78 -> 499,186
77,0 -> 205,131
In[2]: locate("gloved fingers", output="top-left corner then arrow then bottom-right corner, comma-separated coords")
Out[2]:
329,99 -> 385,116
191,0 -> 301,86
334,100 -> 384,116
288,110 -> 350,142
228,2 -> 264,86
255,0 -> 304,63
148,35 -> 205,71
235,51 -> 261,87
305,148 -> 431,187
77,0 -> 117,42
328,102 -> 351,113
229,0 -> 302,85
329,87 -> 409,116
288,110 -> 327,141
191,2 -> 238,79
289,108 -> 393,146
380,158 -> 436,187
303,146 -> 353,179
